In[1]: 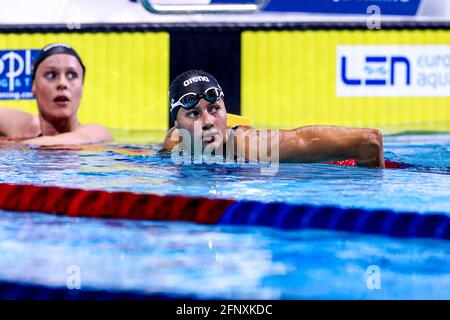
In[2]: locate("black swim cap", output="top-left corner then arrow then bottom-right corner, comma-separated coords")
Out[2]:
32,43 -> 86,81
169,70 -> 223,120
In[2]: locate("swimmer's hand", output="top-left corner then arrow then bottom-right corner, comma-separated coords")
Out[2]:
161,127 -> 182,151
352,128 -> 385,168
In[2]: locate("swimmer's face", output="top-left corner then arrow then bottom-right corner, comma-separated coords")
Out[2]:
175,97 -> 227,151
32,54 -> 83,122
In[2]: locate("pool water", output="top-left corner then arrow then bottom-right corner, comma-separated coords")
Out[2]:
1,132 -> 449,212
0,132 -> 449,299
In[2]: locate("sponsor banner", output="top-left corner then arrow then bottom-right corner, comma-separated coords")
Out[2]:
243,30 -> 450,131
213,0 -> 421,16
337,45 -> 450,97
0,49 -> 39,100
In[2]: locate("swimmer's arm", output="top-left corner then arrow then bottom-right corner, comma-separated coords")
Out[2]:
278,126 -> 384,168
21,124 -> 113,146
235,125 -> 385,168
0,108 -> 40,139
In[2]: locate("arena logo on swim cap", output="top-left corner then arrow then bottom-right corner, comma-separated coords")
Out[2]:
183,76 -> 210,87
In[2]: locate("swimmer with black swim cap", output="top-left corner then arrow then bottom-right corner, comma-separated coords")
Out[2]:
168,70 -> 228,152
31,43 -> 86,82
0,42 -> 112,146
162,69 -> 385,168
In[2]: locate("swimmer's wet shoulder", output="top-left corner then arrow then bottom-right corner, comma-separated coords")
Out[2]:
0,108 -> 40,139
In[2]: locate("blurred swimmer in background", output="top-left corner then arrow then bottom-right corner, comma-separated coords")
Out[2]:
0,43 -> 112,146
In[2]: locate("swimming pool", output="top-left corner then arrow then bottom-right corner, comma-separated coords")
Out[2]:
0,132 -> 449,299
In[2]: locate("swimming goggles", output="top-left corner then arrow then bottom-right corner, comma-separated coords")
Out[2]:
170,87 -> 224,113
